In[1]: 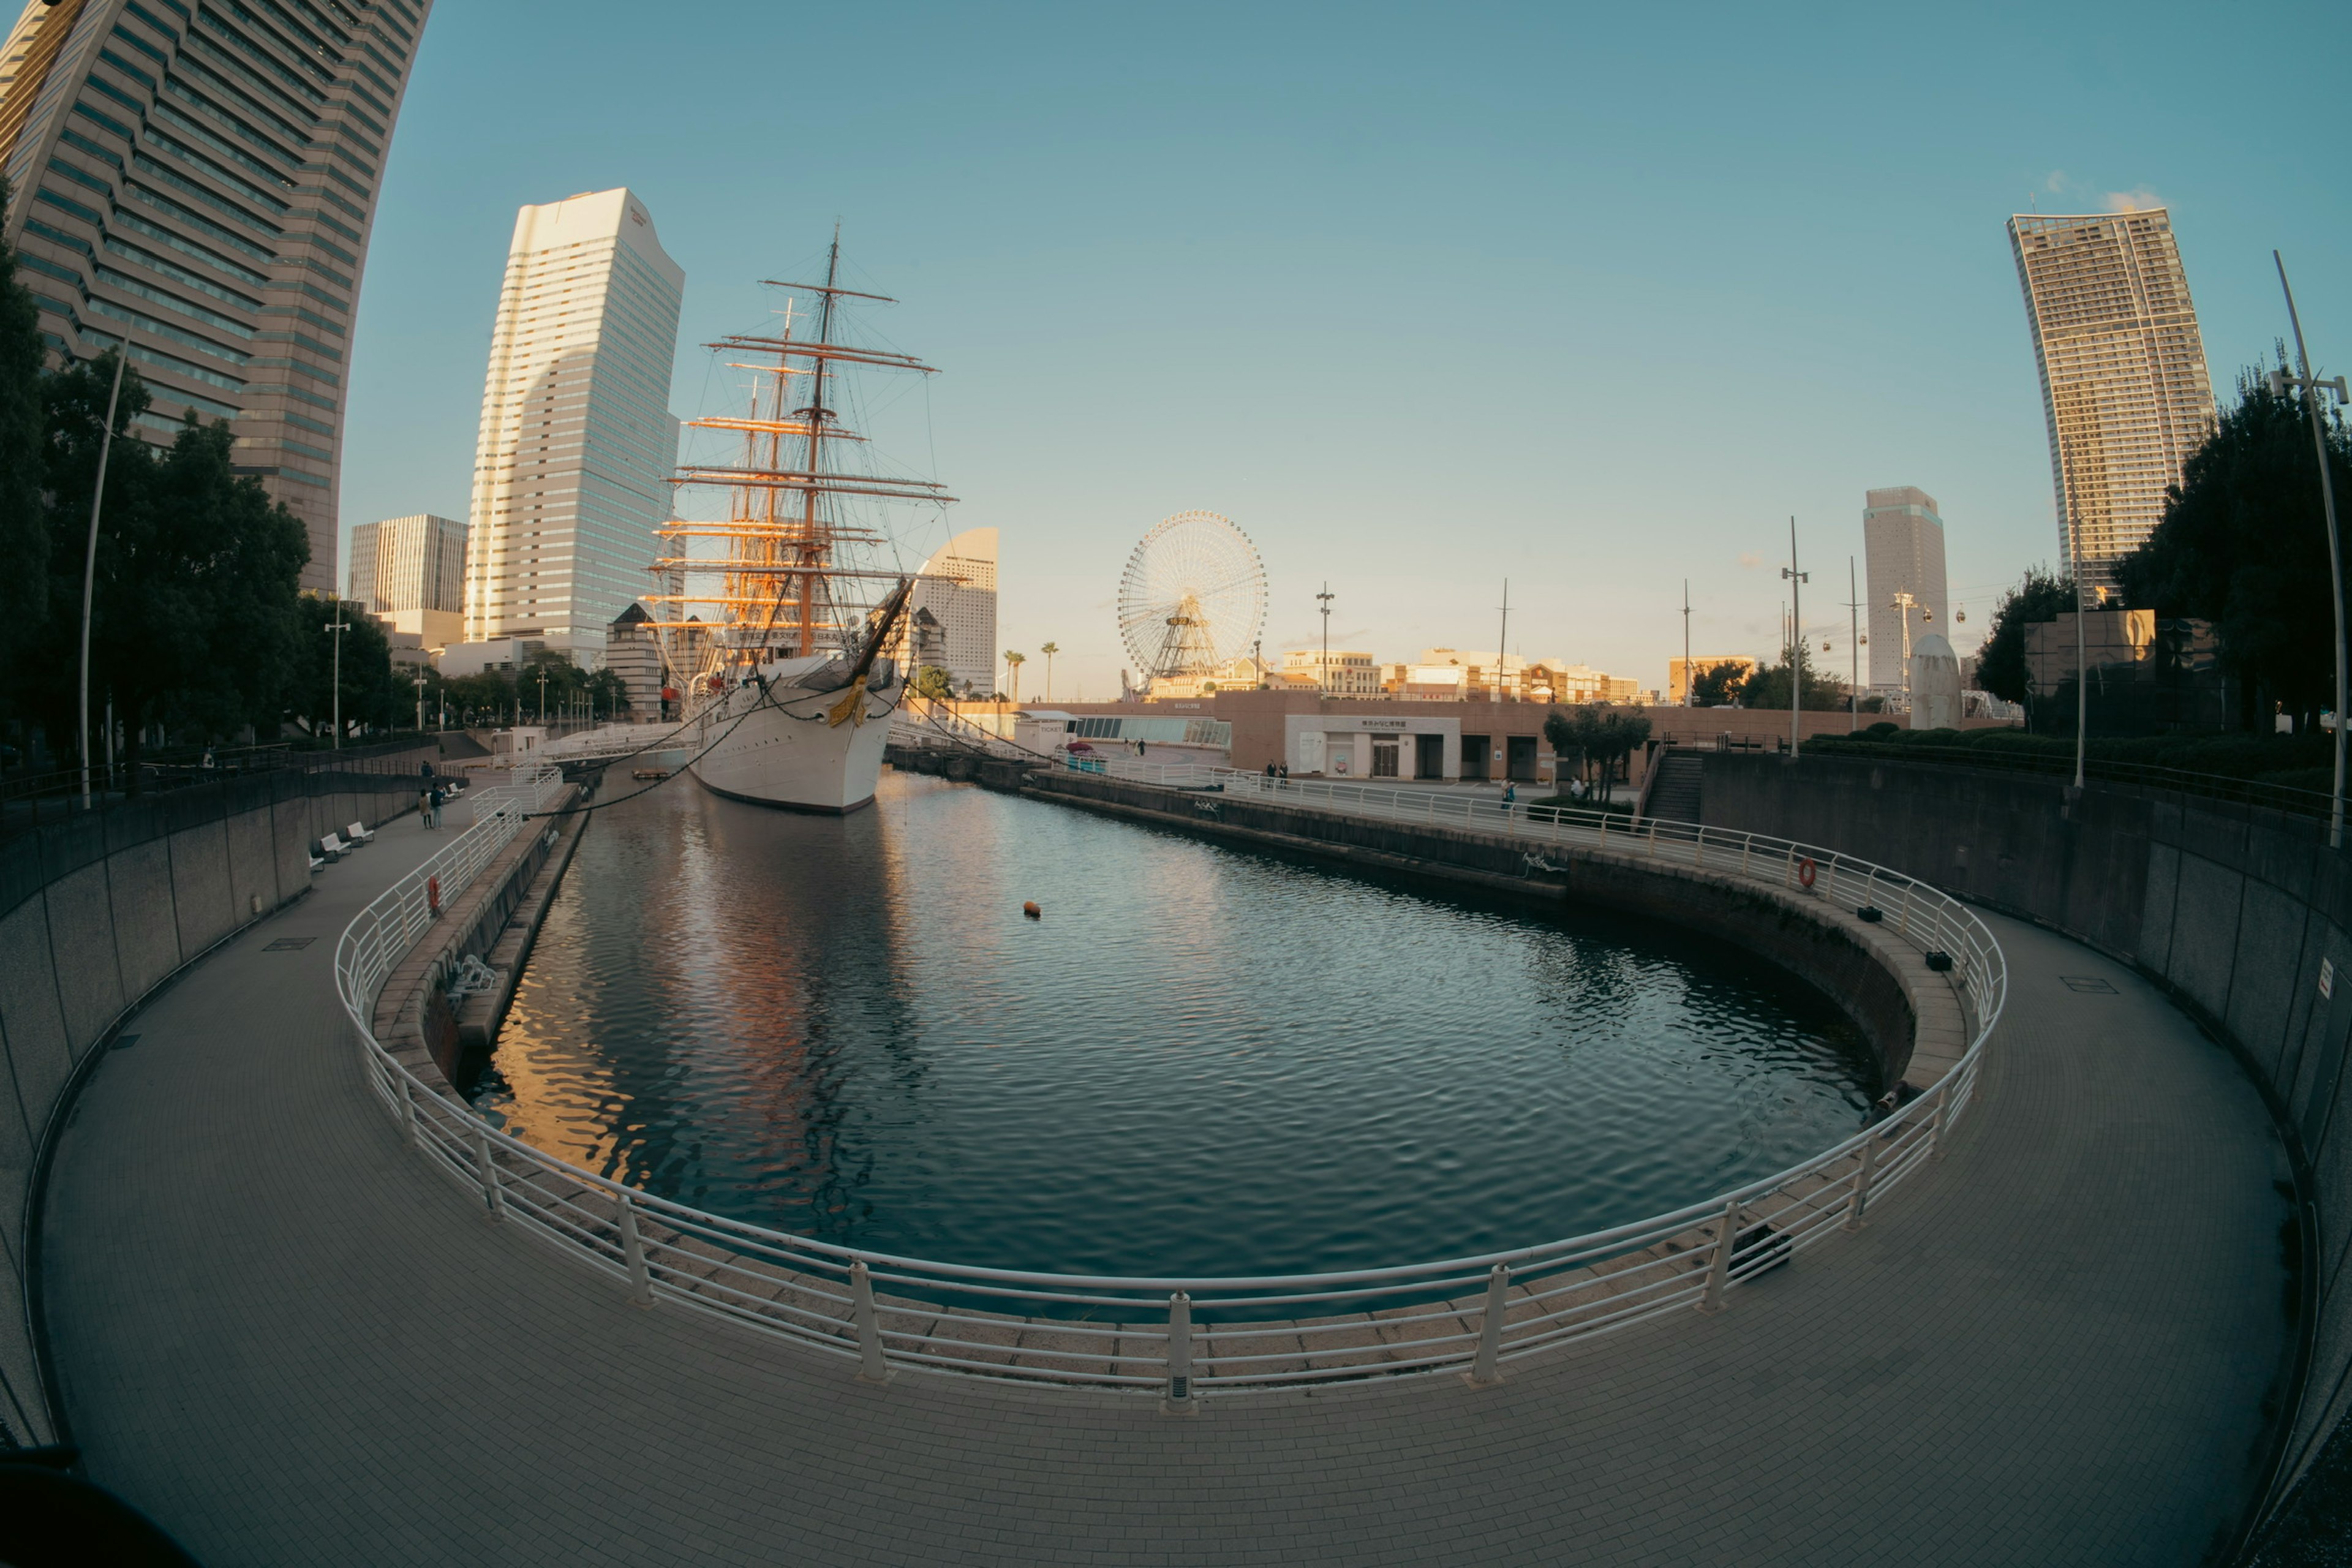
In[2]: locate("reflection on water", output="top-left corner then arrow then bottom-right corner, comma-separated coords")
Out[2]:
474,770 -> 1876,1278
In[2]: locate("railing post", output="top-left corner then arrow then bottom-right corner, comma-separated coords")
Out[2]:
1843,1128 -> 1878,1231
1783,843 -> 1796,887
1740,834 -> 1752,878
617,1192 -> 654,1303
1698,1197 -> 1740,1313
471,1123 -> 505,1221
1646,816 -> 1659,856
398,1073 -> 420,1147
1693,824 -> 1705,866
1898,879 -> 1914,936
1926,1083 -> 1950,1161
1463,1262 -> 1509,1388
851,1259 -> 892,1384
1163,1291 -> 1197,1413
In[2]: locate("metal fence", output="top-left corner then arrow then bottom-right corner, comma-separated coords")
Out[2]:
334,762 -> 2004,1401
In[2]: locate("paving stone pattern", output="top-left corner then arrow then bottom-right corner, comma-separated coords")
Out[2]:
42,818 -> 2295,1565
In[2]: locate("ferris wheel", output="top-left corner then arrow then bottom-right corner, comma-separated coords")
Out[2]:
1117,510 -> 1268,678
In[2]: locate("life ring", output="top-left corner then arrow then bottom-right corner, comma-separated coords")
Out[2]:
1796,857 -> 1817,889
427,875 -> 441,916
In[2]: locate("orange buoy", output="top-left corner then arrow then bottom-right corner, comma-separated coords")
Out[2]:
1022,901 -> 1041,919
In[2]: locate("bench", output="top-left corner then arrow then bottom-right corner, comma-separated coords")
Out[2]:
318,832 -> 351,861
345,820 -> 375,845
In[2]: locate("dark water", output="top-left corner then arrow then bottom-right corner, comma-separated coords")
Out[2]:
472,771 -> 1875,1278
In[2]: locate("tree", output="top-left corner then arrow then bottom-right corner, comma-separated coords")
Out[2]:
1544,706 -> 1651,785
1690,660 -> 1747,707
1973,566 -> 2075,706
1039,641 -> 1058,701
913,666 -> 953,701
2114,364 -> 2352,731
1003,650 -> 1025,704
585,666 -> 628,718
288,595 -> 390,742
1739,646 -> 1844,710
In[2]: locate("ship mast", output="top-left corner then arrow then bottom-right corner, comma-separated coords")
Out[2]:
646,232 -> 954,677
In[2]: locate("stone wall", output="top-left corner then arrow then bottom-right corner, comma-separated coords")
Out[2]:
1696,750 -> 2348,1525
0,755 -> 429,1448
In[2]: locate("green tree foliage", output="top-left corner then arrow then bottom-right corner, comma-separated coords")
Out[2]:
443,669 -> 518,725
0,179 -> 47,712
29,355 -> 309,772
913,665 -> 954,700
1689,659 -> 1747,707
1973,566 -> 2075,706
1739,647 -> 1844,710
2114,366 -> 2352,729
290,595 -> 390,741
1543,706 -> 1653,783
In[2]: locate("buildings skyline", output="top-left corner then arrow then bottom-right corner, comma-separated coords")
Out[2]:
461,186 -> 682,659
2008,206 -> 2215,595
899,526 -> 999,696
1863,486 -> 1951,693
0,0 -> 431,595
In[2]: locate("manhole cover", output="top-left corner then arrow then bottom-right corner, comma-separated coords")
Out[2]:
2060,975 -> 2117,993
263,937 -> 316,951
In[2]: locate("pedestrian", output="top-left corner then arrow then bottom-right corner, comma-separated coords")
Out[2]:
1278,763 -> 1290,783
417,783 -> 432,824
1502,781 -> 1517,815
428,784 -> 445,828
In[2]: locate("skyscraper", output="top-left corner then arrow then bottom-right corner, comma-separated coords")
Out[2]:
894,526 -> 997,695
0,0 -> 432,594
1863,486 -> 1950,693
2008,208 -> 2215,593
348,511 -> 464,645
462,187 -> 682,660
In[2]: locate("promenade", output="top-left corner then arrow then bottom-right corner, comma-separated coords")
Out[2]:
41,815 -> 2292,1565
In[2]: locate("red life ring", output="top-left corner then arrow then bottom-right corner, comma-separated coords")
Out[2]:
427,875 -> 441,916
1796,857 -> 1818,889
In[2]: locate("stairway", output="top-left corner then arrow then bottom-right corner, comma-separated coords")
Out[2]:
1647,750 -> 1705,823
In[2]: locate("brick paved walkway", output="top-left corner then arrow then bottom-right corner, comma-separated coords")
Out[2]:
41,821 -> 2293,1566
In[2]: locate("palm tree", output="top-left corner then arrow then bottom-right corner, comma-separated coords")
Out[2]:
1039,641 -> 1059,702
1004,650 -> 1026,704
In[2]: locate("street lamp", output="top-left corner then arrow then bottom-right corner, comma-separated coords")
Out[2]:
1781,518 -> 1807,756
1316,582 -> 1335,696
325,603 -> 350,749
2271,252 -> 2350,850
537,668 -> 549,725
77,350 -> 128,807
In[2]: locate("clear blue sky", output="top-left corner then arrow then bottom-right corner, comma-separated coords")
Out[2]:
341,0 -> 2350,700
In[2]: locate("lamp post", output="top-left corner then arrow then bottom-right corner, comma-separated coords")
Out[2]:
77,350 -> 129,807
1845,558 -> 1861,732
1781,518 -> 1807,756
1316,582 -> 1335,696
2272,252 -> 2350,850
325,602 -> 350,749
1681,579 -> 1692,707
537,668 -> 549,725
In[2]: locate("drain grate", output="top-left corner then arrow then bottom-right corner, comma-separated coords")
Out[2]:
2060,975 -> 2118,994
263,937 -> 316,951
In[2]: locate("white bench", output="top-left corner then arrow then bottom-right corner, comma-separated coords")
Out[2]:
307,852 -> 325,874
318,832 -> 351,861
345,820 -> 375,845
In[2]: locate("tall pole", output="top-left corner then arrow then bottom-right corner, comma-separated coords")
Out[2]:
2074,575 -> 2087,790
2277,253 -> 2346,850
1496,579 -> 1510,702
1845,557 -> 1860,732
1681,579 -> 1692,707
1781,518 -> 1807,756
78,351 -> 129,807
327,603 -> 349,749
1316,582 -> 1334,696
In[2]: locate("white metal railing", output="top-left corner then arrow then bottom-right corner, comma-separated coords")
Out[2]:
463,763 -> 565,824
336,763 -> 2003,1403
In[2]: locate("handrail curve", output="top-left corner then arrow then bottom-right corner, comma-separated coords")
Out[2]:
335,760 -> 2005,1398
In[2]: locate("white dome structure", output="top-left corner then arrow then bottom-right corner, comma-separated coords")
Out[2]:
1910,633 -> 1962,729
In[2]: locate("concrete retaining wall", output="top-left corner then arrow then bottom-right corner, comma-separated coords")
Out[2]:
1695,751 -> 2345,1528
0,756 -> 429,1449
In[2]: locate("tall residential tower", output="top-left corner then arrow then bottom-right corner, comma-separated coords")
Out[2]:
0,0 -> 432,594
462,187 -> 682,660
1863,486 -> 1949,693
2008,208 -> 2214,593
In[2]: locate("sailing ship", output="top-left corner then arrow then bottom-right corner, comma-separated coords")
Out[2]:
647,235 -> 955,813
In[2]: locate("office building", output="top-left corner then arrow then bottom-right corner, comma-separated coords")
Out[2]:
899,526 -> 997,694
2008,208 -> 2215,592
1667,655 -> 1760,706
1863,486 -> 1950,693
604,601 -> 663,715
1282,648 -> 1381,696
348,511 -> 464,646
0,0 -> 432,594
462,187 -> 683,658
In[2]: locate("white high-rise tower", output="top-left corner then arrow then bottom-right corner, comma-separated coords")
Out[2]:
2008,208 -> 2215,594
1863,487 -> 1949,693
463,188 -> 682,657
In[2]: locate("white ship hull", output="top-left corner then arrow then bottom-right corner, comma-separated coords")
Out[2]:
687,660 -> 899,814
